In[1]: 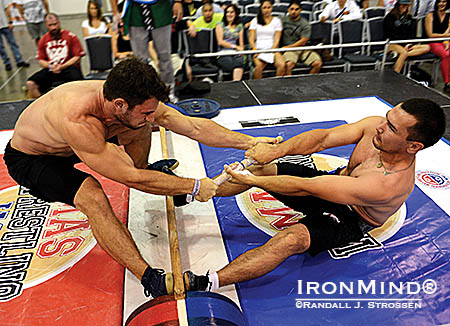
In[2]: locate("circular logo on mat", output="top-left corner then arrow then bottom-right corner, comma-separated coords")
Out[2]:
236,154 -> 406,257
0,186 -> 96,302
416,171 -> 450,190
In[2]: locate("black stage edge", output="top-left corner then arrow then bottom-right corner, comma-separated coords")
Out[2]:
1,71 -> 449,141
0,100 -> 33,130
196,70 -> 450,141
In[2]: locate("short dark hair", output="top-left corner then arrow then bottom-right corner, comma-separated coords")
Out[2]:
103,57 -> 169,108
400,98 -> 446,148
223,4 -> 241,26
288,0 -> 301,9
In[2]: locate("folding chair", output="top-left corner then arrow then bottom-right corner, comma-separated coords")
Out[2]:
309,21 -> 346,72
403,19 -> 440,85
245,3 -> 260,15
300,10 -> 312,22
338,20 -> 377,72
363,7 -> 386,19
182,29 -> 221,81
300,1 -> 314,11
365,17 -> 395,69
273,3 -> 290,14
84,35 -> 114,80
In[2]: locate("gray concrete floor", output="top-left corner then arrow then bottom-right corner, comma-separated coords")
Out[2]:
0,15 -> 91,102
0,14 -> 448,103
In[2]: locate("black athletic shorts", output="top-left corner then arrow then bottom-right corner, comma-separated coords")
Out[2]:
28,67 -> 83,94
270,162 -> 373,256
3,141 -> 89,207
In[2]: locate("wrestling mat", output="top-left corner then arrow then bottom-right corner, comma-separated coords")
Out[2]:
0,96 -> 448,325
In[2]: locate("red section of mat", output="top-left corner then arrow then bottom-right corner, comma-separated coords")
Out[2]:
0,156 -> 129,326
126,295 -> 179,326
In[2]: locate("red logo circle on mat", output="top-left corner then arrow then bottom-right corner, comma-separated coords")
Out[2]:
0,185 -> 96,302
416,171 -> 450,189
235,154 -> 406,257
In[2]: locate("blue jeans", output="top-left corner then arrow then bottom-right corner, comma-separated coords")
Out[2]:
0,27 -> 24,65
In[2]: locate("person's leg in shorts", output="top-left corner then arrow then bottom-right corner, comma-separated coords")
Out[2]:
59,66 -> 84,83
300,50 -> 322,74
4,141 -> 159,289
231,55 -> 244,81
26,22 -> 42,46
283,50 -> 300,76
26,68 -> 55,99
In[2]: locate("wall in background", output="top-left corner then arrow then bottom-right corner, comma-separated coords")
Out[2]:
48,0 -> 112,16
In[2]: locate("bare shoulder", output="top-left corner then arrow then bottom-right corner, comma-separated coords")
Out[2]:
54,81 -> 107,152
54,80 -> 104,115
352,115 -> 383,130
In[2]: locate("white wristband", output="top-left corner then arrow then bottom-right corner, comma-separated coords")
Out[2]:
186,179 -> 200,203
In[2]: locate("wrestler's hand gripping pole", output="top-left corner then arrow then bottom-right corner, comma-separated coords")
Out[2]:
213,158 -> 257,186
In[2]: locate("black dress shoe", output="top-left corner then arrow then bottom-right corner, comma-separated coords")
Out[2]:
443,83 -> 450,94
5,63 -> 12,71
17,61 -> 30,68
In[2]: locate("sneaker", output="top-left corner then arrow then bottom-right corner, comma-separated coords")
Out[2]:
183,270 -> 211,291
141,266 -> 174,298
5,64 -> 12,71
148,162 -> 189,206
147,159 -> 179,172
444,83 -> 450,94
17,61 -> 30,68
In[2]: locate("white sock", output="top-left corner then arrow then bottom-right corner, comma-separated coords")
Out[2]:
208,272 -> 219,291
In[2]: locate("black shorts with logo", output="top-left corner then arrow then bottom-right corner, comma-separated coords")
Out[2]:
270,162 -> 371,256
3,141 -> 89,207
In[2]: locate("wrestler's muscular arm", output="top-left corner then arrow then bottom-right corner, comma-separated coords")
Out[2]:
64,116 -> 211,198
226,168 -> 394,207
155,103 -> 281,149
246,116 -> 381,163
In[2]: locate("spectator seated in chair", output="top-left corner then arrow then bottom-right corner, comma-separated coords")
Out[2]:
424,0 -> 450,93
26,13 -> 85,99
185,1 -> 223,81
383,0 -> 430,73
281,0 -> 322,75
248,0 -> 285,79
112,20 -> 133,62
215,4 -> 245,81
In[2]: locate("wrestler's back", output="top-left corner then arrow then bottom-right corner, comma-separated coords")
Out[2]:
11,80 -> 104,156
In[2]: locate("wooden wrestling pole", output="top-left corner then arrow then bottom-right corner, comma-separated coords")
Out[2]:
159,126 -> 185,301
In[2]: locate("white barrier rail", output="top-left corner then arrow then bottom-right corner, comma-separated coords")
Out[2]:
190,37 -> 450,71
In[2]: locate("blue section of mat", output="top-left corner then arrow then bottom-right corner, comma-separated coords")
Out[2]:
199,121 -> 450,326
186,291 -> 247,325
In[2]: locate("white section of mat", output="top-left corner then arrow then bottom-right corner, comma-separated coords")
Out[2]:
177,299 -> 189,326
212,96 -> 392,130
416,140 -> 450,215
0,130 -> 14,154
123,131 -> 239,323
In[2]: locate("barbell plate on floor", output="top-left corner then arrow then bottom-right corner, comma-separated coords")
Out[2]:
186,292 -> 247,326
125,295 -> 178,326
173,99 -> 221,119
